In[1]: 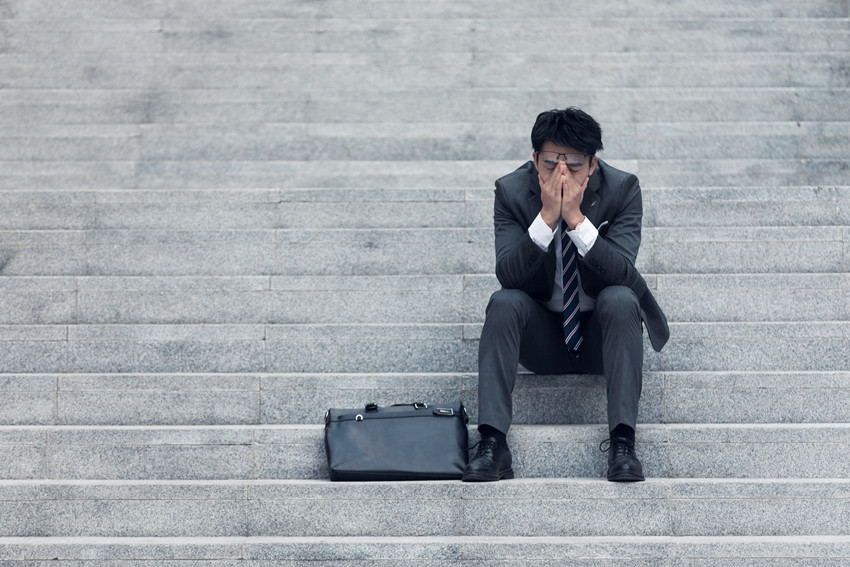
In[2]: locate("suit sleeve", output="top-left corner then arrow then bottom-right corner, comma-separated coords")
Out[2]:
580,173 -> 644,294
584,171 -> 670,352
492,180 -> 553,301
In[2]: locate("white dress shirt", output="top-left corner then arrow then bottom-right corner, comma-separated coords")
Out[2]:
527,212 -> 599,313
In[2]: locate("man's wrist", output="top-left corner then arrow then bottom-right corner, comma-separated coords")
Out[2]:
565,214 -> 585,231
540,209 -> 560,230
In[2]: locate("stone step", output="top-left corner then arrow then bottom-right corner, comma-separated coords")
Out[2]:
5,51 -> 848,91
2,478 -> 850,537
2,535 -> 850,566
3,121 -> 849,161
1,186 -> 847,231
0,273 -> 845,325
8,0 -> 844,19
2,88 -> 848,126
2,158 -> 847,190
646,186 -> 850,227
0,321 -> 847,374
0,225 -> 847,276
0,158 -> 505,190
0,187 -> 480,230
5,15 -> 848,55
131,18 -> 850,56
1,423 -> 848,480
4,370 -> 848,427
648,226 -> 850,274
0,228 -> 493,276
653,273 -> 849,323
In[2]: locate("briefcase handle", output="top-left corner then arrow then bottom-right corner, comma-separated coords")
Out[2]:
325,402 -> 468,425
366,402 -> 428,411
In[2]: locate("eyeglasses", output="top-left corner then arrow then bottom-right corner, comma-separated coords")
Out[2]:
537,151 -> 587,168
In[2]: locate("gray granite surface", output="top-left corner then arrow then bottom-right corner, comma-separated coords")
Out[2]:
1,0 -> 849,562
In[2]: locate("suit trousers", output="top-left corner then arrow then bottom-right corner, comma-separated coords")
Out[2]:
477,285 -> 644,435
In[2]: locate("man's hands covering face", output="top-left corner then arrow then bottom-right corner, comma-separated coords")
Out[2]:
539,161 -> 588,231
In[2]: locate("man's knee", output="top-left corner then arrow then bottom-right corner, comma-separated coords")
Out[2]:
482,289 -> 540,334
596,286 -> 640,324
486,289 -> 533,316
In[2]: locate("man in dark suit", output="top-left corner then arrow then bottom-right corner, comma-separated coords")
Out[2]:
463,107 -> 669,483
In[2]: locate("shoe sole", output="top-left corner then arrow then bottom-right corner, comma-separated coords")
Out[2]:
461,468 -> 515,483
607,472 -> 645,482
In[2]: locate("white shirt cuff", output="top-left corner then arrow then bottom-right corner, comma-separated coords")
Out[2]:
566,217 -> 598,257
528,213 -> 557,251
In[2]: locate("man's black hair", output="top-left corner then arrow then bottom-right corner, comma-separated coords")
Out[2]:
531,107 -> 604,156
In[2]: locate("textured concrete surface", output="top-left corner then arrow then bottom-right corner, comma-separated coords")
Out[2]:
1,0 -> 849,562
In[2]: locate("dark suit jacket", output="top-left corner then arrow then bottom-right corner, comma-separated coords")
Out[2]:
492,159 -> 669,352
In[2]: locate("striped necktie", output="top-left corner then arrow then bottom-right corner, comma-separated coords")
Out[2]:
561,220 -> 583,352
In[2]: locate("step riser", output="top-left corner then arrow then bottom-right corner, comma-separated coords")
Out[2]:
0,271 -> 847,324
5,372 -> 850,426
0,286 -> 846,324
2,160 -> 849,190
5,131 -> 850,162
0,239 -> 848,276
2,480 -> 849,537
0,241 -> 494,277
4,90 -> 849,125
4,56 -> 849,91
1,187 -> 849,230
6,0 -> 844,18
1,538 -> 849,565
1,324 -> 848,373
2,425 -> 848,480
6,19 -> 849,54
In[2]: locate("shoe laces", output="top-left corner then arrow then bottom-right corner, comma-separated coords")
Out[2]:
470,435 -> 500,458
599,436 -> 636,457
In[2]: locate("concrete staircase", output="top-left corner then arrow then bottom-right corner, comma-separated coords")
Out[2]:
1,0 -> 849,563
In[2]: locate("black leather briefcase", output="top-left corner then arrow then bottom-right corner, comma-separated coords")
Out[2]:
324,401 -> 469,481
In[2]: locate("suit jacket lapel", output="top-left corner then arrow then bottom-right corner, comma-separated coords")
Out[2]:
581,168 -> 602,225
524,169 -> 544,227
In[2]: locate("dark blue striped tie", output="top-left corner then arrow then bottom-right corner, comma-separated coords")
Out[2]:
561,220 -> 583,352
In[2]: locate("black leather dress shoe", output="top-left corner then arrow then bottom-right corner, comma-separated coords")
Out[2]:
462,435 -> 514,482
600,436 -> 645,482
